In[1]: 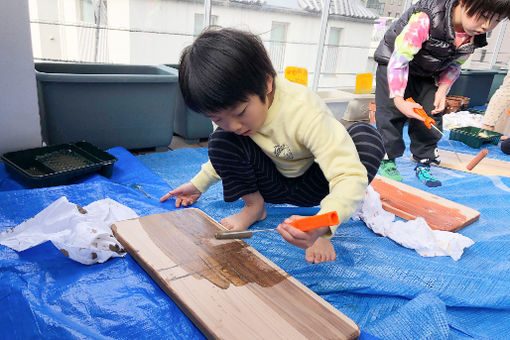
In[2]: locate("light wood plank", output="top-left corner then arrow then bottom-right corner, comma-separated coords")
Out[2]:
112,208 -> 359,340
371,175 -> 479,232
438,149 -> 510,177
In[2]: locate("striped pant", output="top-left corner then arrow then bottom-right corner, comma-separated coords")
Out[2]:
208,122 -> 384,205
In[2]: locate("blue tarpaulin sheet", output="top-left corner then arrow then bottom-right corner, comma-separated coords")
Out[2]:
2,128 -> 510,339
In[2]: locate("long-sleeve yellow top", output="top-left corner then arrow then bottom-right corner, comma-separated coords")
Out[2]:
190,77 -> 368,235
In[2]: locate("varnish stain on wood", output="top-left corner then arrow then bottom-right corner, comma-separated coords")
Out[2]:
140,210 -> 287,289
112,208 -> 360,340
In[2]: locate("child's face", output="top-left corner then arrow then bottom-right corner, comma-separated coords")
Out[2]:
459,7 -> 503,35
207,79 -> 273,136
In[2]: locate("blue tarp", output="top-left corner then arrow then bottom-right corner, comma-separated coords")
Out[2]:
1,128 -> 510,339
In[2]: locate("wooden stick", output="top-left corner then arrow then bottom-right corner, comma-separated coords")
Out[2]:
466,149 -> 489,171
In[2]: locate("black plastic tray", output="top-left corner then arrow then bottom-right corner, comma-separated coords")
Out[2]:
1,141 -> 117,188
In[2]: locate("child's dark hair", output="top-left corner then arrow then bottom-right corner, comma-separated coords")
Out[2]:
179,27 -> 276,115
462,0 -> 510,20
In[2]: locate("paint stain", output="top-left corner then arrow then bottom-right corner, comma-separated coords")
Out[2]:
76,205 -> 87,214
139,209 -> 288,289
371,179 -> 467,231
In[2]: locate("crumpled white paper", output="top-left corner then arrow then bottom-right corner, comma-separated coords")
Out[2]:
353,186 -> 474,261
0,196 -> 138,265
443,110 -> 483,130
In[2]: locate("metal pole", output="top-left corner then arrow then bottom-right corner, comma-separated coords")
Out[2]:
93,0 -> 101,62
489,20 -> 507,69
312,0 -> 332,91
203,0 -> 211,29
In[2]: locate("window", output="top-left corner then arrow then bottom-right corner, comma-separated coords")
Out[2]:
324,27 -> 341,74
79,0 -> 95,23
194,14 -> 218,36
269,22 -> 288,72
77,0 -> 108,62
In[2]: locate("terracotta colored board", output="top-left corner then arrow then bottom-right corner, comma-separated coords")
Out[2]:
371,175 -> 479,232
438,149 -> 510,177
111,208 -> 359,340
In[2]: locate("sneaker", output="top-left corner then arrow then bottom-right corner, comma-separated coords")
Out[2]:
379,159 -> 403,181
415,164 -> 441,187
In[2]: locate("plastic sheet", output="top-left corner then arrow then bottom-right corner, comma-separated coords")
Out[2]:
138,127 -> 510,339
3,125 -> 510,338
0,148 -> 204,339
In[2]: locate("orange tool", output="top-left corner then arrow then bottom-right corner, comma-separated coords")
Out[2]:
466,148 -> 488,171
214,211 -> 339,239
406,97 -> 462,164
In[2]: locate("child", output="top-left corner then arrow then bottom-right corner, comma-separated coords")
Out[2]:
374,0 -> 510,187
161,28 -> 384,263
482,72 -> 510,132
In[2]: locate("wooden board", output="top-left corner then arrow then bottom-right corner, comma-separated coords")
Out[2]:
371,175 -> 479,232
111,208 -> 359,340
438,149 -> 510,177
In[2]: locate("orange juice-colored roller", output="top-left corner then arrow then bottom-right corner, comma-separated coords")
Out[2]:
214,211 -> 339,239
288,211 -> 339,231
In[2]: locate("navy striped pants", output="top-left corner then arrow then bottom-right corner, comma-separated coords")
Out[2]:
208,122 -> 384,205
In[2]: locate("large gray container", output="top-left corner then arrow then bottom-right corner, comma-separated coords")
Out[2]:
449,69 -> 498,107
488,69 -> 507,101
166,64 -> 213,144
35,63 -> 178,150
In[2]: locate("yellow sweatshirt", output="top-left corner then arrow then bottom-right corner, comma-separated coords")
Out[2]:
190,77 -> 368,234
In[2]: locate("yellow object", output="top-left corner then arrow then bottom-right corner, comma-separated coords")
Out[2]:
284,66 -> 308,86
355,73 -> 373,94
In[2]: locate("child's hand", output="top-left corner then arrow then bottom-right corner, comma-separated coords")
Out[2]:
394,96 -> 426,121
431,85 -> 448,114
160,182 -> 201,208
482,124 -> 495,131
277,215 -> 330,249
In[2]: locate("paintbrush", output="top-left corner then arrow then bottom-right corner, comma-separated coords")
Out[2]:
214,211 -> 339,240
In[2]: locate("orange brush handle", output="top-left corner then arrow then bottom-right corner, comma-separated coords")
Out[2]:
290,211 -> 339,232
406,97 -> 435,129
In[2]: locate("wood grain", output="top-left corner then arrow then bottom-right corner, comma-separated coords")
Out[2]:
438,149 -> 510,177
112,208 -> 359,340
371,175 -> 479,232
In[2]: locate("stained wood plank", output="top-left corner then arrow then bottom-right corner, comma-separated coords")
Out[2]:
371,175 -> 479,232
438,149 -> 510,177
112,208 -> 359,340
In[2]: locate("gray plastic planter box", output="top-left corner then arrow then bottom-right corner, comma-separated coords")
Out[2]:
488,69 -> 507,101
449,69 -> 498,107
35,63 -> 178,150
165,64 -> 213,144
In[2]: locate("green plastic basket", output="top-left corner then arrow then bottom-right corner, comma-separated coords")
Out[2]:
449,126 -> 502,148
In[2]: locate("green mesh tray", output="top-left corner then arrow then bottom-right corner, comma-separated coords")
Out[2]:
449,126 -> 502,148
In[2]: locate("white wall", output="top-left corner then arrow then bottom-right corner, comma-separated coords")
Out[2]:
28,0 -> 375,89
0,0 -> 42,154
123,0 -> 374,89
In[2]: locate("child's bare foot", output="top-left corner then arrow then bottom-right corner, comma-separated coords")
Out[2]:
305,237 -> 336,263
220,191 -> 267,231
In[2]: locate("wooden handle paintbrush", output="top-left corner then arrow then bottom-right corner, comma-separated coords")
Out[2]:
215,211 -> 339,240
